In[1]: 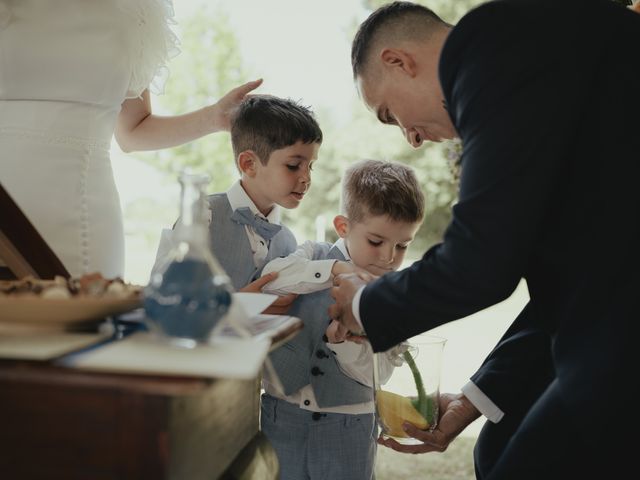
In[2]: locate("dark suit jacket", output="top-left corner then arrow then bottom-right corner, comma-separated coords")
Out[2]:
360,0 -> 639,453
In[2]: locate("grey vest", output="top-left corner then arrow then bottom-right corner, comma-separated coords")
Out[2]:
269,242 -> 373,408
208,193 -> 297,290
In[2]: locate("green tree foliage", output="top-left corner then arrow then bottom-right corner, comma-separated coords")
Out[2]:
137,0 -> 483,262
139,5 -> 247,194
291,0 -> 485,257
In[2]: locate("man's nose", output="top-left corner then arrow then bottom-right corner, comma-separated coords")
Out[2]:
403,127 -> 423,148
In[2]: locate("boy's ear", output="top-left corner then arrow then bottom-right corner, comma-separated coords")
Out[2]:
380,47 -> 417,77
333,215 -> 350,239
238,150 -> 260,177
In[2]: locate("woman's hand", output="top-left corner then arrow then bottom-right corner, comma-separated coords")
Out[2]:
211,78 -> 263,131
239,271 -> 298,315
115,79 -> 263,152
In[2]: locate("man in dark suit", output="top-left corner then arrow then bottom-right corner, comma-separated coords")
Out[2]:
329,1 -> 639,478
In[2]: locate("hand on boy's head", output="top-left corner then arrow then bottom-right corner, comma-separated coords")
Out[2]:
212,78 -> 263,131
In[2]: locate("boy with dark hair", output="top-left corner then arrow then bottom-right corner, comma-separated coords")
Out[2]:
152,95 -> 323,303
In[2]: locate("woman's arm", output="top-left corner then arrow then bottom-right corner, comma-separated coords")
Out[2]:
114,79 -> 262,152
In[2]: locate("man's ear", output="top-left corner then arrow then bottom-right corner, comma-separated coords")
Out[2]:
238,150 -> 259,177
380,47 -> 417,77
333,215 -> 350,238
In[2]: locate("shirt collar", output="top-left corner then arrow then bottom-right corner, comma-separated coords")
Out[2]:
333,237 -> 351,261
227,180 -> 281,225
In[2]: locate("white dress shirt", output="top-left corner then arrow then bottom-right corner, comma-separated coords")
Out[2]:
261,238 -> 396,414
226,180 -> 282,267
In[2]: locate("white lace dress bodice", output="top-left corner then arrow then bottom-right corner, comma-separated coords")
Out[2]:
0,0 -> 177,278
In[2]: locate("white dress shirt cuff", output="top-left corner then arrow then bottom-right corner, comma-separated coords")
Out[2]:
352,285 -> 366,331
262,258 -> 335,295
461,381 -> 504,424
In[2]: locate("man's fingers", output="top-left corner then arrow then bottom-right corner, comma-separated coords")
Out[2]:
329,286 -> 339,300
400,423 -> 447,452
377,430 -> 444,454
327,303 -> 341,321
378,436 -> 437,454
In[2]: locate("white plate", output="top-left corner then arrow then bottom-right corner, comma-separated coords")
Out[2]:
0,296 -> 142,333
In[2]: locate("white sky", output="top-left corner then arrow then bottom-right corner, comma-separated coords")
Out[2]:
172,0 -> 369,123
114,0 -> 371,280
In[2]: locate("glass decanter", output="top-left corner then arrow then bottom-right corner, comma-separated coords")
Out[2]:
144,171 -> 233,347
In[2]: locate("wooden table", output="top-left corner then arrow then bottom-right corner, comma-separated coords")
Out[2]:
0,322 -> 302,480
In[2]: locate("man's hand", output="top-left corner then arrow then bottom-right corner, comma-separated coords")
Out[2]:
240,271 -> 298,315
377,393 -> 481,454
325,319 -> 349,343
328,272 -> 375,335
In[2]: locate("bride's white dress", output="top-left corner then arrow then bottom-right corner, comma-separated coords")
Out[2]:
0,0 -> 177,278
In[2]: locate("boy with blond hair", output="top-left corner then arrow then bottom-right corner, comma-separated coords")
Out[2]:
260,159 -> 425,480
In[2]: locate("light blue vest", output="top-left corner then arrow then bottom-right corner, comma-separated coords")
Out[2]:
269,242 -> 373,408
208,193 -> 297,290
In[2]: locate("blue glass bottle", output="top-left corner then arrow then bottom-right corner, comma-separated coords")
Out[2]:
144,172 -> 233,347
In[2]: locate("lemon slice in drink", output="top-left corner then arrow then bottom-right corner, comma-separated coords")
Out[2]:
376,390 -> 429,437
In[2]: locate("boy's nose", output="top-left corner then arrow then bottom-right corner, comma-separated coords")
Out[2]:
380,247 -> 395,264
300,168 -> 311,185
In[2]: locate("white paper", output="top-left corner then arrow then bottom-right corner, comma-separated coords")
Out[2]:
0,333 -> 109,360
232,292 -> 277,317
69,331 -> 271,379
220,314 -> 301,341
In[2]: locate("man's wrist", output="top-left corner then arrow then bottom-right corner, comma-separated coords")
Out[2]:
351,285 -> 366,332
461,381 -> 504,423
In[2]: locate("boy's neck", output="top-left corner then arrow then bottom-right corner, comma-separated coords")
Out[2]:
239,179 -> 275,217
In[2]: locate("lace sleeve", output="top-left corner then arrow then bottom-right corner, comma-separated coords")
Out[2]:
118,0 -> 180,98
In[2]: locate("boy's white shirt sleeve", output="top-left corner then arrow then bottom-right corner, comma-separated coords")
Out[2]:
262,240 -> 335,295
328,341 -> 398,387
328,341 -> 375,386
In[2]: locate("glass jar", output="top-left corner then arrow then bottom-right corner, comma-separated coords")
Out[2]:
373,334 -> 446,444
143,171 -> 233,348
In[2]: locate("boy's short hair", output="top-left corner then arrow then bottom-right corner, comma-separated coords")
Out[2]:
231,95 -> 323,166
341,159 -> 425,224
